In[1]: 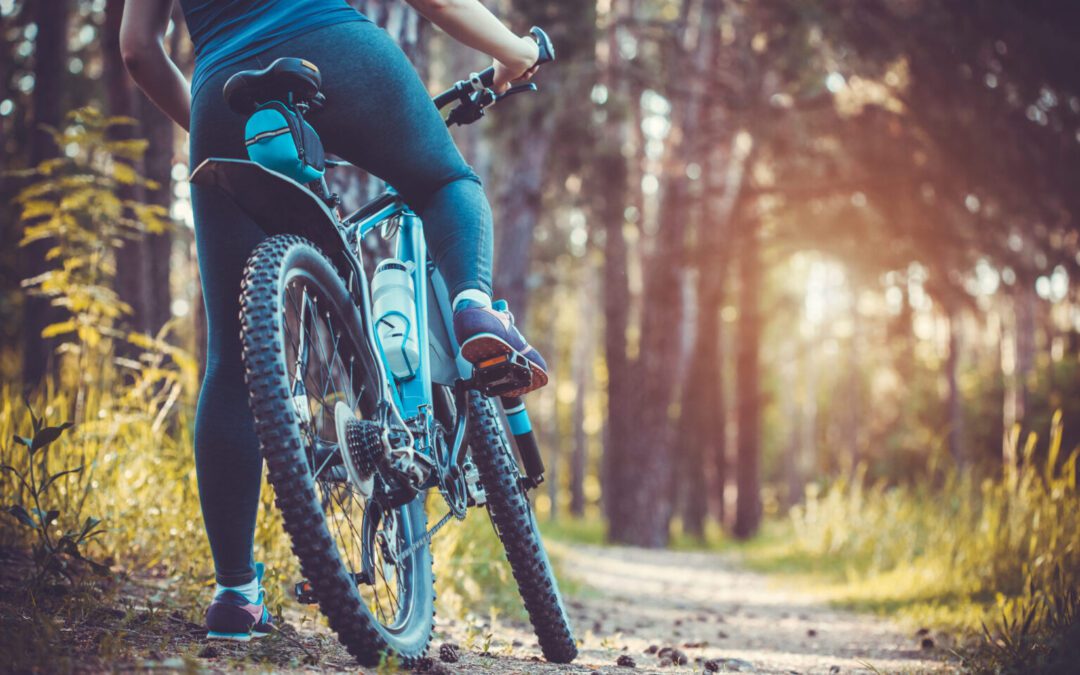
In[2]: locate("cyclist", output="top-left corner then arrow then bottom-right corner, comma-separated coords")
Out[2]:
121,0 -> 549,641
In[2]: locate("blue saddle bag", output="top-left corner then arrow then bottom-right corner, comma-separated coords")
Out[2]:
244,101 -> 326,183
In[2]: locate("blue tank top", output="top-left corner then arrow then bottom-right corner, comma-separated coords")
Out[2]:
180,0 -> 365,98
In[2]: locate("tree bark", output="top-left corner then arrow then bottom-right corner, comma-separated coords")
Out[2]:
492,112 -> 552,320
599,146 -> 631,529
678,279 -> 720,538
733,214 -> 762,540
138,92 -> 176,336
21,0 -> 70,387
569,265 -> 595,517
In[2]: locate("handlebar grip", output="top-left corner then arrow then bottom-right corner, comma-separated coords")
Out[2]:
477,66 -> 497,89
530,27 -> 555,65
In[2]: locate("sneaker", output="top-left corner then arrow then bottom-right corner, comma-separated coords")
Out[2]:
453,299 -> 549,396
205,562 -> 274,641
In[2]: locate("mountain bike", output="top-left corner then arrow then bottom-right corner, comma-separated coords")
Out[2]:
189,27 -> 576,667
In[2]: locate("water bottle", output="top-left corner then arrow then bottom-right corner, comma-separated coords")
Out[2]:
371,259 -> 421,380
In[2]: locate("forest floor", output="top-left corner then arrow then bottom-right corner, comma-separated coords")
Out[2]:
2,542 -> 963,674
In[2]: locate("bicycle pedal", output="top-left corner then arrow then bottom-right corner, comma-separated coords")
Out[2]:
294,580 -> 317,604
471,351 -> 533,397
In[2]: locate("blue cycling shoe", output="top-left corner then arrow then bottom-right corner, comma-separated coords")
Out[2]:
454,299 -> 549,397
205,562 -> 274,641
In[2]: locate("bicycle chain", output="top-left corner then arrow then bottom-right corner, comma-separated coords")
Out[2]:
396,509 -> 454,563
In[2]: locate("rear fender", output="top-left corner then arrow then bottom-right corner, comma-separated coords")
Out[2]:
189,158 -> 354,277
190,157 -> 390,394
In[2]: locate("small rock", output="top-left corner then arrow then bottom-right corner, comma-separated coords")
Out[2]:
438,642 -> 459,663
671,649 -> 689,665
717,659 -> 757,673
921,637 -> 935,650
658,646 -> 674,658
511,639 -> 523,647
659,657 -> 673,667
704,660 -> 721,673
916,627 -> 930,636
717,631 -> 728,639
645,645 -> 659,654
197,646 -> 218,659
829,667 -> 841,674
616,654 -> 636,668
674,619 -> 683,626
807,629 -> 817,637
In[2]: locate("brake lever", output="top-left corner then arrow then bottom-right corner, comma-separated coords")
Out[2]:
494,83 -> 538,103
446,83 -> 539,127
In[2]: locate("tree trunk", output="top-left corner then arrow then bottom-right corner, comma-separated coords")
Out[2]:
104,0 -> 140,330
138,93 -> 176,336
597,0 -> 633,530
492,112 -> 552,320
569,265 -> 595,517
733,215 -> 762,540
599,146 -> 631,529
607,113 -> 697,547
20,0 -> 70,387
678,271 -> 710,539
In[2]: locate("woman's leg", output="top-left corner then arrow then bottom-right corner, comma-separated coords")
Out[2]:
290,20 -> 495,299
189,69 -> 267,587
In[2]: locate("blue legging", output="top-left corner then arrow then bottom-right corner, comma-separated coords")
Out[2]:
190,18 -> 493,585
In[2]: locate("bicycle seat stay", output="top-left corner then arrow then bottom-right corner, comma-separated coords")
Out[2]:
224,57 -> 324,115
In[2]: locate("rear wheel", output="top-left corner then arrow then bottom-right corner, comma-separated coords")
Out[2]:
467,393 -> 578,663
239,234 -> 434,666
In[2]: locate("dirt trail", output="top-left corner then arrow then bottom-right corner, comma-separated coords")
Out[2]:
430,543 -> 959,674
143,543 -> 959,673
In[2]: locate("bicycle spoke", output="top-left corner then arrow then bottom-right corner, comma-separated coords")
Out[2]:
311,441 -> 339,480
278,268 -> 413,634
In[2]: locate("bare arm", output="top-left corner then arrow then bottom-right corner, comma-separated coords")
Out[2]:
404,0 -> 539,91
121,0 -> 190,131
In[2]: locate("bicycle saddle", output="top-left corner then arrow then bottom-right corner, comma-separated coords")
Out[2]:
224,57 -> 323,115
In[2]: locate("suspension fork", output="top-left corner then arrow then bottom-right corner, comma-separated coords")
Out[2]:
501,395 -> 545,489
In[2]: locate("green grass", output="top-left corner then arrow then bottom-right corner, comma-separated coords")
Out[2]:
0,370 -> 564,671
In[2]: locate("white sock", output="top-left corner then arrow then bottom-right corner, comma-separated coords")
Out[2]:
215,577 -> 260,604
452,289 -> 492,311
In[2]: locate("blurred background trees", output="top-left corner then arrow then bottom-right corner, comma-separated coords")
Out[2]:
2,0 -> 1079,548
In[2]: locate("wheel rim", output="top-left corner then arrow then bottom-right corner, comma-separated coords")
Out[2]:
280,269 -> 415,632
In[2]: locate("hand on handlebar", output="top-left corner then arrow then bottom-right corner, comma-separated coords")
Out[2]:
492,35 -> 540,94
433,27 -> 554,124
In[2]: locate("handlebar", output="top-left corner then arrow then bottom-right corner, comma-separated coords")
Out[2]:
432,26 -> 555,125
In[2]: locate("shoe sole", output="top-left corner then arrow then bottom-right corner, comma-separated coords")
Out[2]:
460,334 -> 548,397
206,630 -> 270,641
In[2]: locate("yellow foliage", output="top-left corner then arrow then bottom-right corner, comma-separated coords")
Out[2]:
14,106 -> 175,373
41,320 -> 77,339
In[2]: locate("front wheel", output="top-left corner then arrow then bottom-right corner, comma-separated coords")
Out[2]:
467,393 -> 578,663
239,234 -> 434,666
